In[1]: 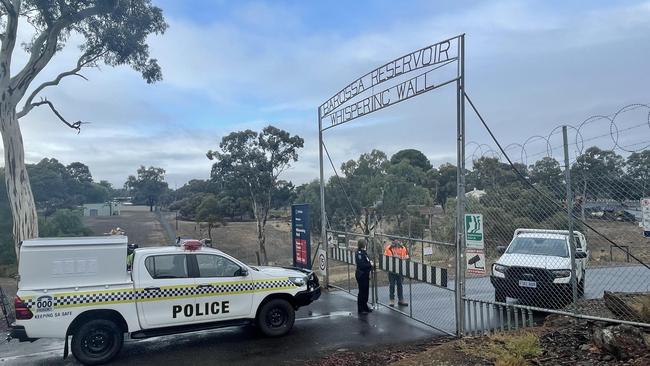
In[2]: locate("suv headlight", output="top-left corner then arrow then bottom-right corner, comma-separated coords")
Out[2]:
492,264 -> 507,274
551,269 -> 571,278
289,277 -> 306,286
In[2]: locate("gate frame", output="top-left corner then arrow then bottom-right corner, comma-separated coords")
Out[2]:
317,34 -> 467,336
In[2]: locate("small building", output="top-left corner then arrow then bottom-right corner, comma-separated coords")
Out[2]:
466,188 -> 487,200
83,202 -> 122,217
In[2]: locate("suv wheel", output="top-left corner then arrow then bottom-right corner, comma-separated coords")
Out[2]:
71,319 -> 123,365
257,299 -> 295,337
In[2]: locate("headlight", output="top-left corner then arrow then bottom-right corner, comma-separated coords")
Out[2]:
289,277 -> 306,286
551,269 -> 571,278
492,264 -> 507,274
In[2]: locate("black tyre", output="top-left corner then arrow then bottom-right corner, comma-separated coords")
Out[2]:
256,299 -> 295,337
495,289 -> 506,303
71,319 -> 123,365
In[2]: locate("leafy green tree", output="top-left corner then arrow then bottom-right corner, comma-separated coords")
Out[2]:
124,166 -> 169,212
28,158 -> 71,209
382,161 -> 432,230
0,0 -> 167,260
336,150 -> 387,234
571,147 -> 625,218
530,156 -> 563,190
196,195 -> 224,241
390,149 -> 432,172
173,179 -> 218,202
467,157 -> 526,190
271,180 -> 296,209
625,151 -> 650,198
66,162 -> 93,183
207,126 -> 304,265
436,163 -> 457,211
39,209 -> 93,237
169,192 -> 208,220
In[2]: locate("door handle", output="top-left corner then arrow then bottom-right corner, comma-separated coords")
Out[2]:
197,284 -> 213,289
144,287 -> 160,292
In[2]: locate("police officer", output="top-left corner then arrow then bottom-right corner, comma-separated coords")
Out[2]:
355,239 -> 373,314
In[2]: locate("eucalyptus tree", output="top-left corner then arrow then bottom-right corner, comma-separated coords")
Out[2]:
207,126 -> 304,265
0,0 -> 166,259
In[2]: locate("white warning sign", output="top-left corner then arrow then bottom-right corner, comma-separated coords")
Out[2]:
466,248 -> 485,275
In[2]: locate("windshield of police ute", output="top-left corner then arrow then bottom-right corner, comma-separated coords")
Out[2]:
506,236 -> 568,257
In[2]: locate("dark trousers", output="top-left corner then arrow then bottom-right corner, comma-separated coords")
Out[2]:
355,270 -> 370,312
388,272 -> 404,301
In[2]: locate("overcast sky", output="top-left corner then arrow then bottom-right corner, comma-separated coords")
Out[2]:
9,0 -> 650,188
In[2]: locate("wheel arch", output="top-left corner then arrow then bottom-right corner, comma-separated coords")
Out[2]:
255,293 -> 296,319
67,309 -> 129,336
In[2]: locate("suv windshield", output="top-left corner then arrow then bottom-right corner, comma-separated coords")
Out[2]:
506,237 -> 568,257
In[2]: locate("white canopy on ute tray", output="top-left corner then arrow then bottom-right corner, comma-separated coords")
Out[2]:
18,236 -> 130,290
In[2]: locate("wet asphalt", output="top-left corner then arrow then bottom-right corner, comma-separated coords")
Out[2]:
2,265 -> 647,365
0,291 -> 440,366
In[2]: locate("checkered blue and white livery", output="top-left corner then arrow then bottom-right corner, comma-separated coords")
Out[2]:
23,279 -> 297,309
330,247 -> 448,288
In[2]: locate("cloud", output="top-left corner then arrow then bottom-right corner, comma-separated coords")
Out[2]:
3,0 -> 649,189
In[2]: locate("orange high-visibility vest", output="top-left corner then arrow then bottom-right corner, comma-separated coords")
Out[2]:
384,245 -> 409,259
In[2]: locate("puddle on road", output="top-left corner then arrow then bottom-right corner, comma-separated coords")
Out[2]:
296,311 -> 352,321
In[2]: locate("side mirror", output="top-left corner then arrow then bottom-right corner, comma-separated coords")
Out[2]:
496,246 -> 507,254
575,251 -> 588,259
239,268 -> 249,277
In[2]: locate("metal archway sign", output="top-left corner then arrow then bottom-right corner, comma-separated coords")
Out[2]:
317,34 -> 467,335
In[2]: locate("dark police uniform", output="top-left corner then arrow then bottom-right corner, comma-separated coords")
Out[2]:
355,248 -> 372,313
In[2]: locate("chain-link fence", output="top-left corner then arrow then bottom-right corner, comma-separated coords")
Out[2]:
462,165 -> 650,329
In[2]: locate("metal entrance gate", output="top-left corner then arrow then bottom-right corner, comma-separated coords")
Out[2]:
317,35 -> 467,336
326,229 -> 457,336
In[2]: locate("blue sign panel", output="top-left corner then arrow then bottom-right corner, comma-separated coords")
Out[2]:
291,204 -> 311,269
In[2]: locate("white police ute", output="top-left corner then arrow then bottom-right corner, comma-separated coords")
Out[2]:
8,236 -> 320,365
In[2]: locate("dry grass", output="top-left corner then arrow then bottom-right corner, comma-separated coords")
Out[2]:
480,332 -> 542,366
84,205 -> 170,246
172,219 -> 297,266
391,331 -> 542,366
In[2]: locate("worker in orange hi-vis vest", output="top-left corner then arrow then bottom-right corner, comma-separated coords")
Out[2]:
384,239 -> 409,307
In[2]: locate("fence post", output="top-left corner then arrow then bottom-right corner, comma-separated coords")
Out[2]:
562,126 -> 578,307
318,108 -> 329,289
455,33 -> 466,337
370,234 -> 378,308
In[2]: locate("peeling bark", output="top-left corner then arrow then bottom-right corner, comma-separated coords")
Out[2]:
0,99 -> 38,260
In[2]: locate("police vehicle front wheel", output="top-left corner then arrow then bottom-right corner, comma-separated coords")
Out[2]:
257,299 -> 295,337
71,319 -> 124,365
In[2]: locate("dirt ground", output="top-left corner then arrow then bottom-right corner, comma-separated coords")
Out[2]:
172,218 -> 298,266
311,318 -> 650,366
83,205 -> 172,246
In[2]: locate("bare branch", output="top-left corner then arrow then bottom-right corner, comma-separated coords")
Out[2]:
10,3 -> 115,101
16,51 -> 100,118
25,98 -> 88,133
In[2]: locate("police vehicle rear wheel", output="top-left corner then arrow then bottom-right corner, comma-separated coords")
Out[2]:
257,299 -> 295,337
71,319 -> 123,365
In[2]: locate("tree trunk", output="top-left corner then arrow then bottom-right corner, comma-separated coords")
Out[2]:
207,223 -> 212,241
257,217 -> 268,265
0,103 -> 38,261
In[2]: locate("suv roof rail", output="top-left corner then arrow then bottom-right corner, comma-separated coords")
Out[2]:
513,228 -> 585,238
